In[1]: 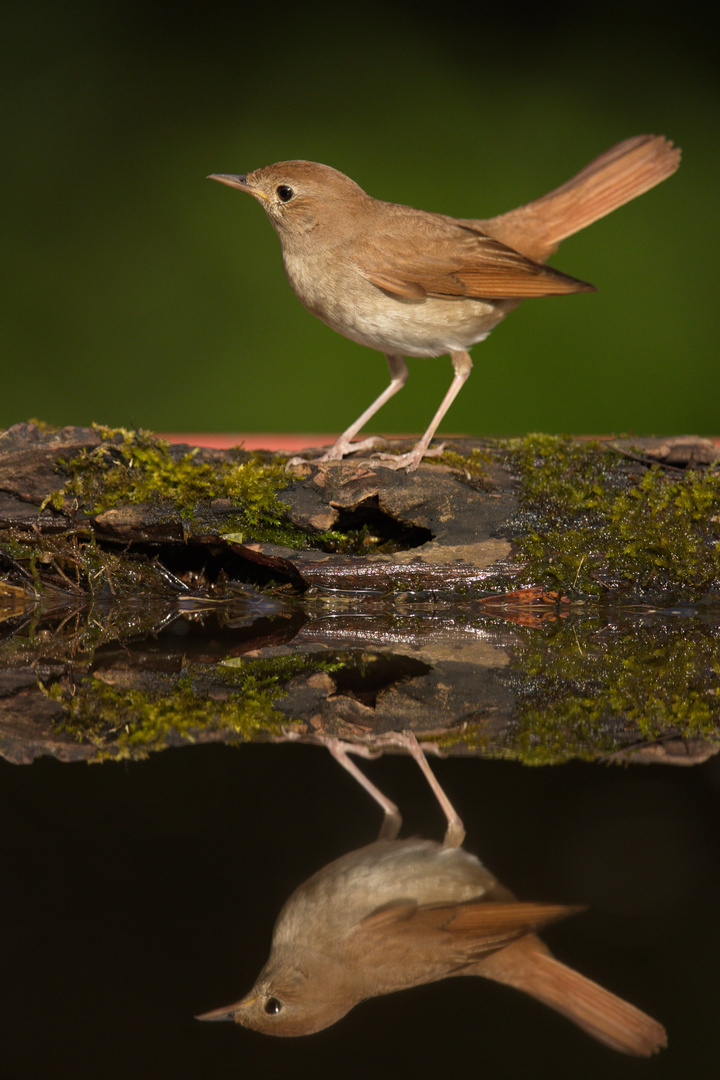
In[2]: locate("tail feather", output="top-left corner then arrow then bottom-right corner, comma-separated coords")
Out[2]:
475,935 -> 667,1057
480,134 -> 680,262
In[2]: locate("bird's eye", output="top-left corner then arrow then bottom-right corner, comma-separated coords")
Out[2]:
264,997 -> 283,1015
276,185 -> 294,202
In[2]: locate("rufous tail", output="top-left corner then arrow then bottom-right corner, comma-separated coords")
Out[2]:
476,935 -> 667,1056
482,134 -> 680,263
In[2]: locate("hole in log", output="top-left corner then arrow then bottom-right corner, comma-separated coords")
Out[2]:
329,653 -> 431,709
317,496 -> 433,554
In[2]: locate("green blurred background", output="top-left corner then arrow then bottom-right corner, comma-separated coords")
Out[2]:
2,1 -> 717,440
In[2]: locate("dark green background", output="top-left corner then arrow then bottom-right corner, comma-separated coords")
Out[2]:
2,2 -> 717,438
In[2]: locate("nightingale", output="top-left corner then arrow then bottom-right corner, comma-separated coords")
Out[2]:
209,134 -> 680,471
198,734 -> 666,1055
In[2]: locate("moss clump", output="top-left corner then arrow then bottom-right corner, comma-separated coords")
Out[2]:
51,654 -> 345,760
42,425 -> 405,553
490,616 -> 720,764
506,434 -> 720,600
223,522 -> 409,557
435,448 -> 493,485
418,721 -> 492,753
508,434 -> 616,512
45,424 -> 300,546
610,465 -> 720,593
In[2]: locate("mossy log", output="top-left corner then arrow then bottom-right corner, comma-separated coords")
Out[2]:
1,422 -> 719,606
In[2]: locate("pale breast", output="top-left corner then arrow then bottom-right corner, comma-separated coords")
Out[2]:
282,249 -> 516,357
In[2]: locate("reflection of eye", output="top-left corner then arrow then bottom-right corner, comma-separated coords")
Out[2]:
276,185 -> 294,202
264,997 -> 283,1015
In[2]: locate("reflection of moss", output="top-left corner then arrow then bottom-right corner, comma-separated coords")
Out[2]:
506,435 -> 720,599
422,722 -> 490,753
493,617 -> 720,764
52,654 -> 344,760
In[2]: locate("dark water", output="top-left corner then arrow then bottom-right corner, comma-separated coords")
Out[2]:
2,731 -> 719,1079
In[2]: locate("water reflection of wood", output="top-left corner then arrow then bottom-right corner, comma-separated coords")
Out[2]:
2,605 -> 718,765
198,734 -> 666,1055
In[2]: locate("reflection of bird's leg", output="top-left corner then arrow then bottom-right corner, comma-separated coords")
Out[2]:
325,738 -> 402,840
325,731 -> 465,848
386,730 -> 465,849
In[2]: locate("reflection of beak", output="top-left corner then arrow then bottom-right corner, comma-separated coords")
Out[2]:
196,994 -> 255,1022
207,174 -> 269,201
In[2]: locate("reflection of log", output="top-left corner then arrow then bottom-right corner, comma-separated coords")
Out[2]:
2,605 -> 718,768
1,422 -> 719,601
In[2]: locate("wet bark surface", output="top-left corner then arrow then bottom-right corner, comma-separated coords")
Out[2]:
2,423 -> 719,767
2,422 -> 719,597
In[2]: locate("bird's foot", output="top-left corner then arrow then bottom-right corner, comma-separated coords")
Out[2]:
318,435 -> 389,461
285,455 -> 315,471
285,436 -> 389,471
366,442 -> 446,472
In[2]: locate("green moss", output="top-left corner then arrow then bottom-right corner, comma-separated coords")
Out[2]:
223,522 -> 406,556
499,704 -> 621,765
486,616 -> 720,764
51,654 -> 345,760
507,434 -> 614,511
411,611 -> 720,765
26,418 -> 60,432
42,425 -> 409,553
435,448 -> 493,484
45,424 -> 299,546
418,722 -> 491,753
312,523 -> 413,556
610,465 -> 720,592
505,434 -> 720,599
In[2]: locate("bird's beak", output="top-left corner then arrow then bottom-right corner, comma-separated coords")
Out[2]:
195,1001 -> 241,1022
207,174 -> 270,201
196,993 -> 257,1022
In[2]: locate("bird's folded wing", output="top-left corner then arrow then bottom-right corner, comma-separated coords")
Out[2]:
351,225 -> 593,299
356,899 -> 584,963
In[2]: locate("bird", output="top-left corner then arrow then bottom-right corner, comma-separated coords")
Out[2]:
209,135 -> 680,471
197,734 -> 666,1054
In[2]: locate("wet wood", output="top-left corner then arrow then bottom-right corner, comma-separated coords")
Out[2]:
2,423 -> 719,768
2,599 -> 718,768
2,422 -> 718,598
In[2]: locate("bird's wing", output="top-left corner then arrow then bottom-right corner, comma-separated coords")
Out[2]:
350,217 -> 593,300
355,899 -> 583,967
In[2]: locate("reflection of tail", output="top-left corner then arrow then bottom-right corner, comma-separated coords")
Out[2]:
476,935 -> 667,1056
482,134 -> 681,263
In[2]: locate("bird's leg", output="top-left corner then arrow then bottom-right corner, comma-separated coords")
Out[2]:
317,354 -> 409,461
324,731 -> 465,848
386,730 -> 466,848
325,738 -> 402,840
370,349 -> 473,472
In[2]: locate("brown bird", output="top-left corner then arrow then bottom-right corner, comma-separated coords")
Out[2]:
198,735 -> 666,1055
209,135 -> 680,471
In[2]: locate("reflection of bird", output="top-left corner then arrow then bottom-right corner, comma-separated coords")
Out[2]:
210,136 -> 680,471
198,734 -> 666,1055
